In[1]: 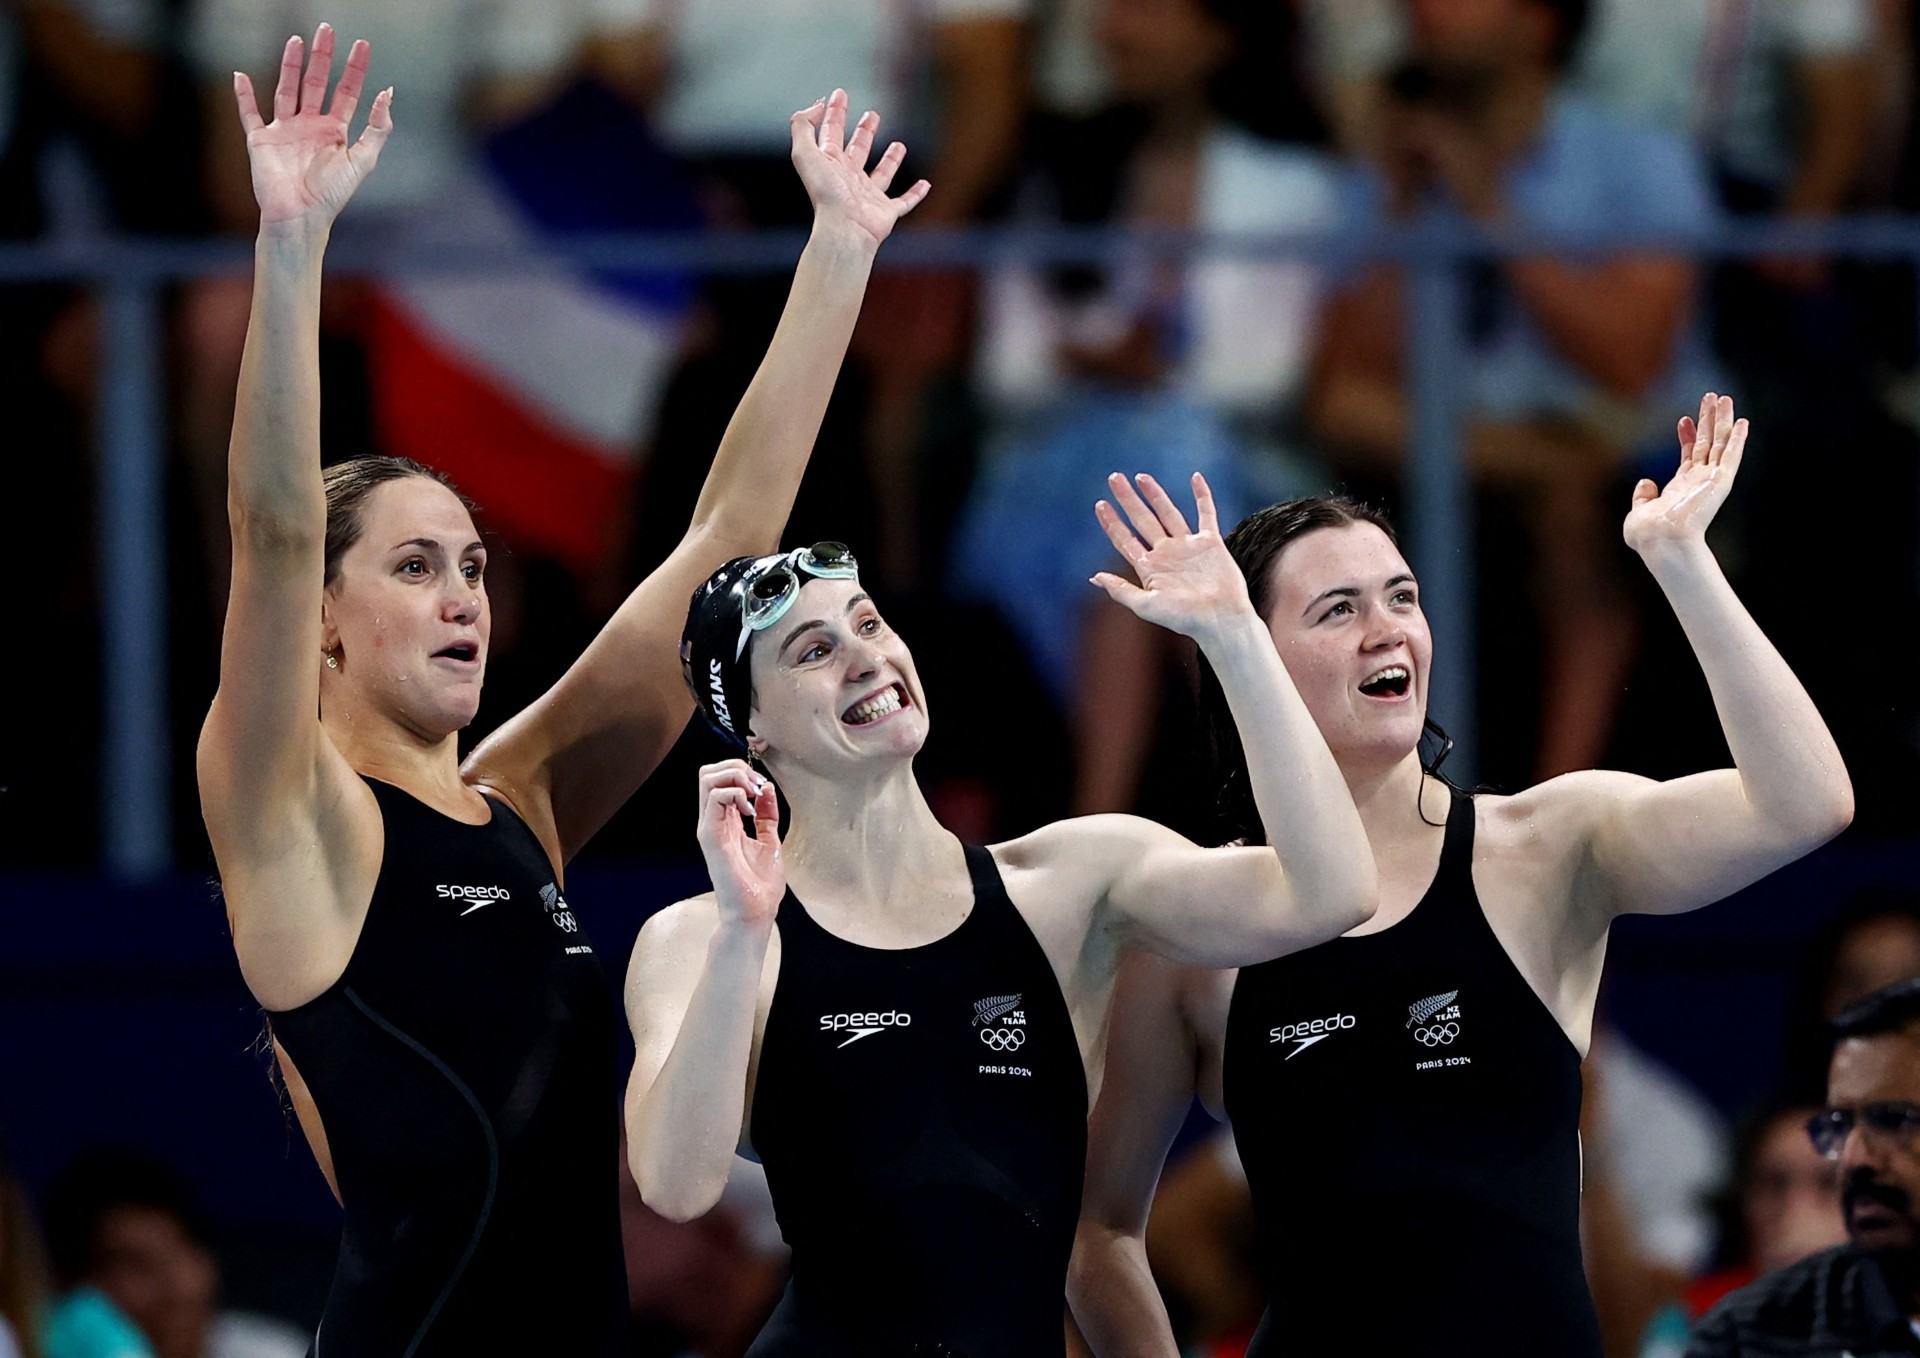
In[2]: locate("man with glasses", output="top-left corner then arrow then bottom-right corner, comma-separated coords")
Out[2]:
1689,977 -> 1920,1356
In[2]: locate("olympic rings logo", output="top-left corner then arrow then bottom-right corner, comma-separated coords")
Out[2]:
1414,1022 -> 1459,1046
980,1028 -> 1025,1051
551,911 -> 579,934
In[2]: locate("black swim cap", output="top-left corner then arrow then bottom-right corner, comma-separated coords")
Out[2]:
681,543 -> 864,752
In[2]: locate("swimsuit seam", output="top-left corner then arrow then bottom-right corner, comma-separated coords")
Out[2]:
343,986 -> 500,1358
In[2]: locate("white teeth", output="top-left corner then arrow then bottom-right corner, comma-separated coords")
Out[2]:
845,687 -> 903,725
1361,665 -> 1409,691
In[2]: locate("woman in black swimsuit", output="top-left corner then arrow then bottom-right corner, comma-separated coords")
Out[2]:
196,28 -> 927,1356
1068,396 -> 1855,1357
626,473 -> 1381,1355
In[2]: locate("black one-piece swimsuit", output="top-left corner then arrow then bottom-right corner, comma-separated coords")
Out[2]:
269,778 -> 630,1358
747,843 -> 1087,1358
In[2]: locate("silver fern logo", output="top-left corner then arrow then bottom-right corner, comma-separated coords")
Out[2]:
972,994 -> 1024,1026
1407,990 -> 1459,1028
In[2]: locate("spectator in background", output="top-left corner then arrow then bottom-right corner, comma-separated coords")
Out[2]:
1782,891 -> 1920,1102
1309,0 -> 1718,782
0,0 -> 201,870
42,1153 -> 303,1358
1687,980 -> 1920,1357
956,0 -> 1337,815
2,1136 -> 51,1358
1636,1101 -> 1846,1356
1583,1023 -> 1732,1357
589,0 -> 1031,594
178,0 -> 611,624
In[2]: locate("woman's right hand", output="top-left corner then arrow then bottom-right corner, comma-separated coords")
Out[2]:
695,761 -> 785,935
234,24 -> 392,232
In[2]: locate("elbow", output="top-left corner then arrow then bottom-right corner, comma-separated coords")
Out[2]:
633,1166 -> 722,1225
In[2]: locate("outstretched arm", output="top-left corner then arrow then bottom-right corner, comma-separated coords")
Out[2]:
466,91 -> 930,865
625,761 -> 782,1222
1070,954 -> 1198,1358
1572,394 -> 1853,918
1081,475 -> 1376,966
198,28 -> 390,861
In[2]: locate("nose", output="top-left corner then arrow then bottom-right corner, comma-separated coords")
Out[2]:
443,578 -> 482,624
843,632 -> 885,682
1362,607 -> 1406,651
1838,1124 -> 1890,1178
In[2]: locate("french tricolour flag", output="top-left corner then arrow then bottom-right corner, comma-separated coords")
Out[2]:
366,84 -> 699,575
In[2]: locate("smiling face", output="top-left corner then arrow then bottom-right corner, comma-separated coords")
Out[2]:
321,476 -> 490,740
1260,523 -> 1432,769
743,578 -> 928,779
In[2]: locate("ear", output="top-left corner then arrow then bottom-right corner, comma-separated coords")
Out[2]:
320,586 -> 344,661
745,734 -> 770,760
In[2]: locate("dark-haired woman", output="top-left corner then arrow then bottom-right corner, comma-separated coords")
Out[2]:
1067,395 -> 1854,1358
625,473 -> 1379,1356
195,27 -> 927,1357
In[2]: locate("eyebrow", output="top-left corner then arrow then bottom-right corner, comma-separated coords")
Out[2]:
778,593 -> 872,657
1301,575 -> 1418,618
389,539 -> 486,555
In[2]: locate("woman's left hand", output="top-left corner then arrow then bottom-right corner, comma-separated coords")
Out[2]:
1091,472 -> 1253,642
789,88 -> 930,248
1624,391 -> 1747,560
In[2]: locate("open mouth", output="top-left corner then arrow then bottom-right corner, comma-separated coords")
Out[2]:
433,642 -> 480,663
1357,665 -> 1411,699
842,682 -> 909,727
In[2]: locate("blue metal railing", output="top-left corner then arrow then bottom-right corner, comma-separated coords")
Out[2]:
6,215 -> 1916,880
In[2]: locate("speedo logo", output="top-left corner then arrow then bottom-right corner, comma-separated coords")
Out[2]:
708,659 -> 735,732
437,884 -> 511,916
1269,1012 -> 1355,1060
820,1010 -> 912,1048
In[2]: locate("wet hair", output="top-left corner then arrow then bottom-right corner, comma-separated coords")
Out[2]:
44,1149 -> 209,1286
322,456 -> 472,586
1196,495 -> 1456,844
1831,977 -> 1920,1045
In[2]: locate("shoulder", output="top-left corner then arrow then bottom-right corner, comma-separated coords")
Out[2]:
995,813 -> 1188,877
1696,1245 -> 1868,1344
1478,771 -> 1652,852
631,893 -> 723,965
1548,95 -> 1713,212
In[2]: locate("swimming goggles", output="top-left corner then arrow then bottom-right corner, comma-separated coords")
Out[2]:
735,542 -> 860,658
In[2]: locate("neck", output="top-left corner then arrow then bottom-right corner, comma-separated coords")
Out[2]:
1340,746 -> 1446,848
778,758 -> 955,906
321,700 -> 468,803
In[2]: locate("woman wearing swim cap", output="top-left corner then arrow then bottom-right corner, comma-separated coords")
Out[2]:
196,26 -> 928,1355
1067,395 -> 1854,1357
625,474 -> 1379,1356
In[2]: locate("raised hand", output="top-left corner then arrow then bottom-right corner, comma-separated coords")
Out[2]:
788,89 -> 931,248
1624,392 -> 1747,559
695,761 -> 785,935
1091,473 -> 1254,642
234,25 -> 392,231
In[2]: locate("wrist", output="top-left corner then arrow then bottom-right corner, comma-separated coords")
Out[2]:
1636,535 -> 1719,584
710,911 -> 775,953
256,218 -> 332,258
1192,608 -> 1271,660
806,216 -> 881,263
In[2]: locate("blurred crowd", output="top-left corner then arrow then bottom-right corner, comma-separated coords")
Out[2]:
5,0 -> 1920,868
7,0 -> 1920,1353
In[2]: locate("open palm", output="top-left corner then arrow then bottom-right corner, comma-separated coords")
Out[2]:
789,89 -> 930,247
1092,472 -> 1253,640
1624,392 -> 1747,557
235,26 -> 392,229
